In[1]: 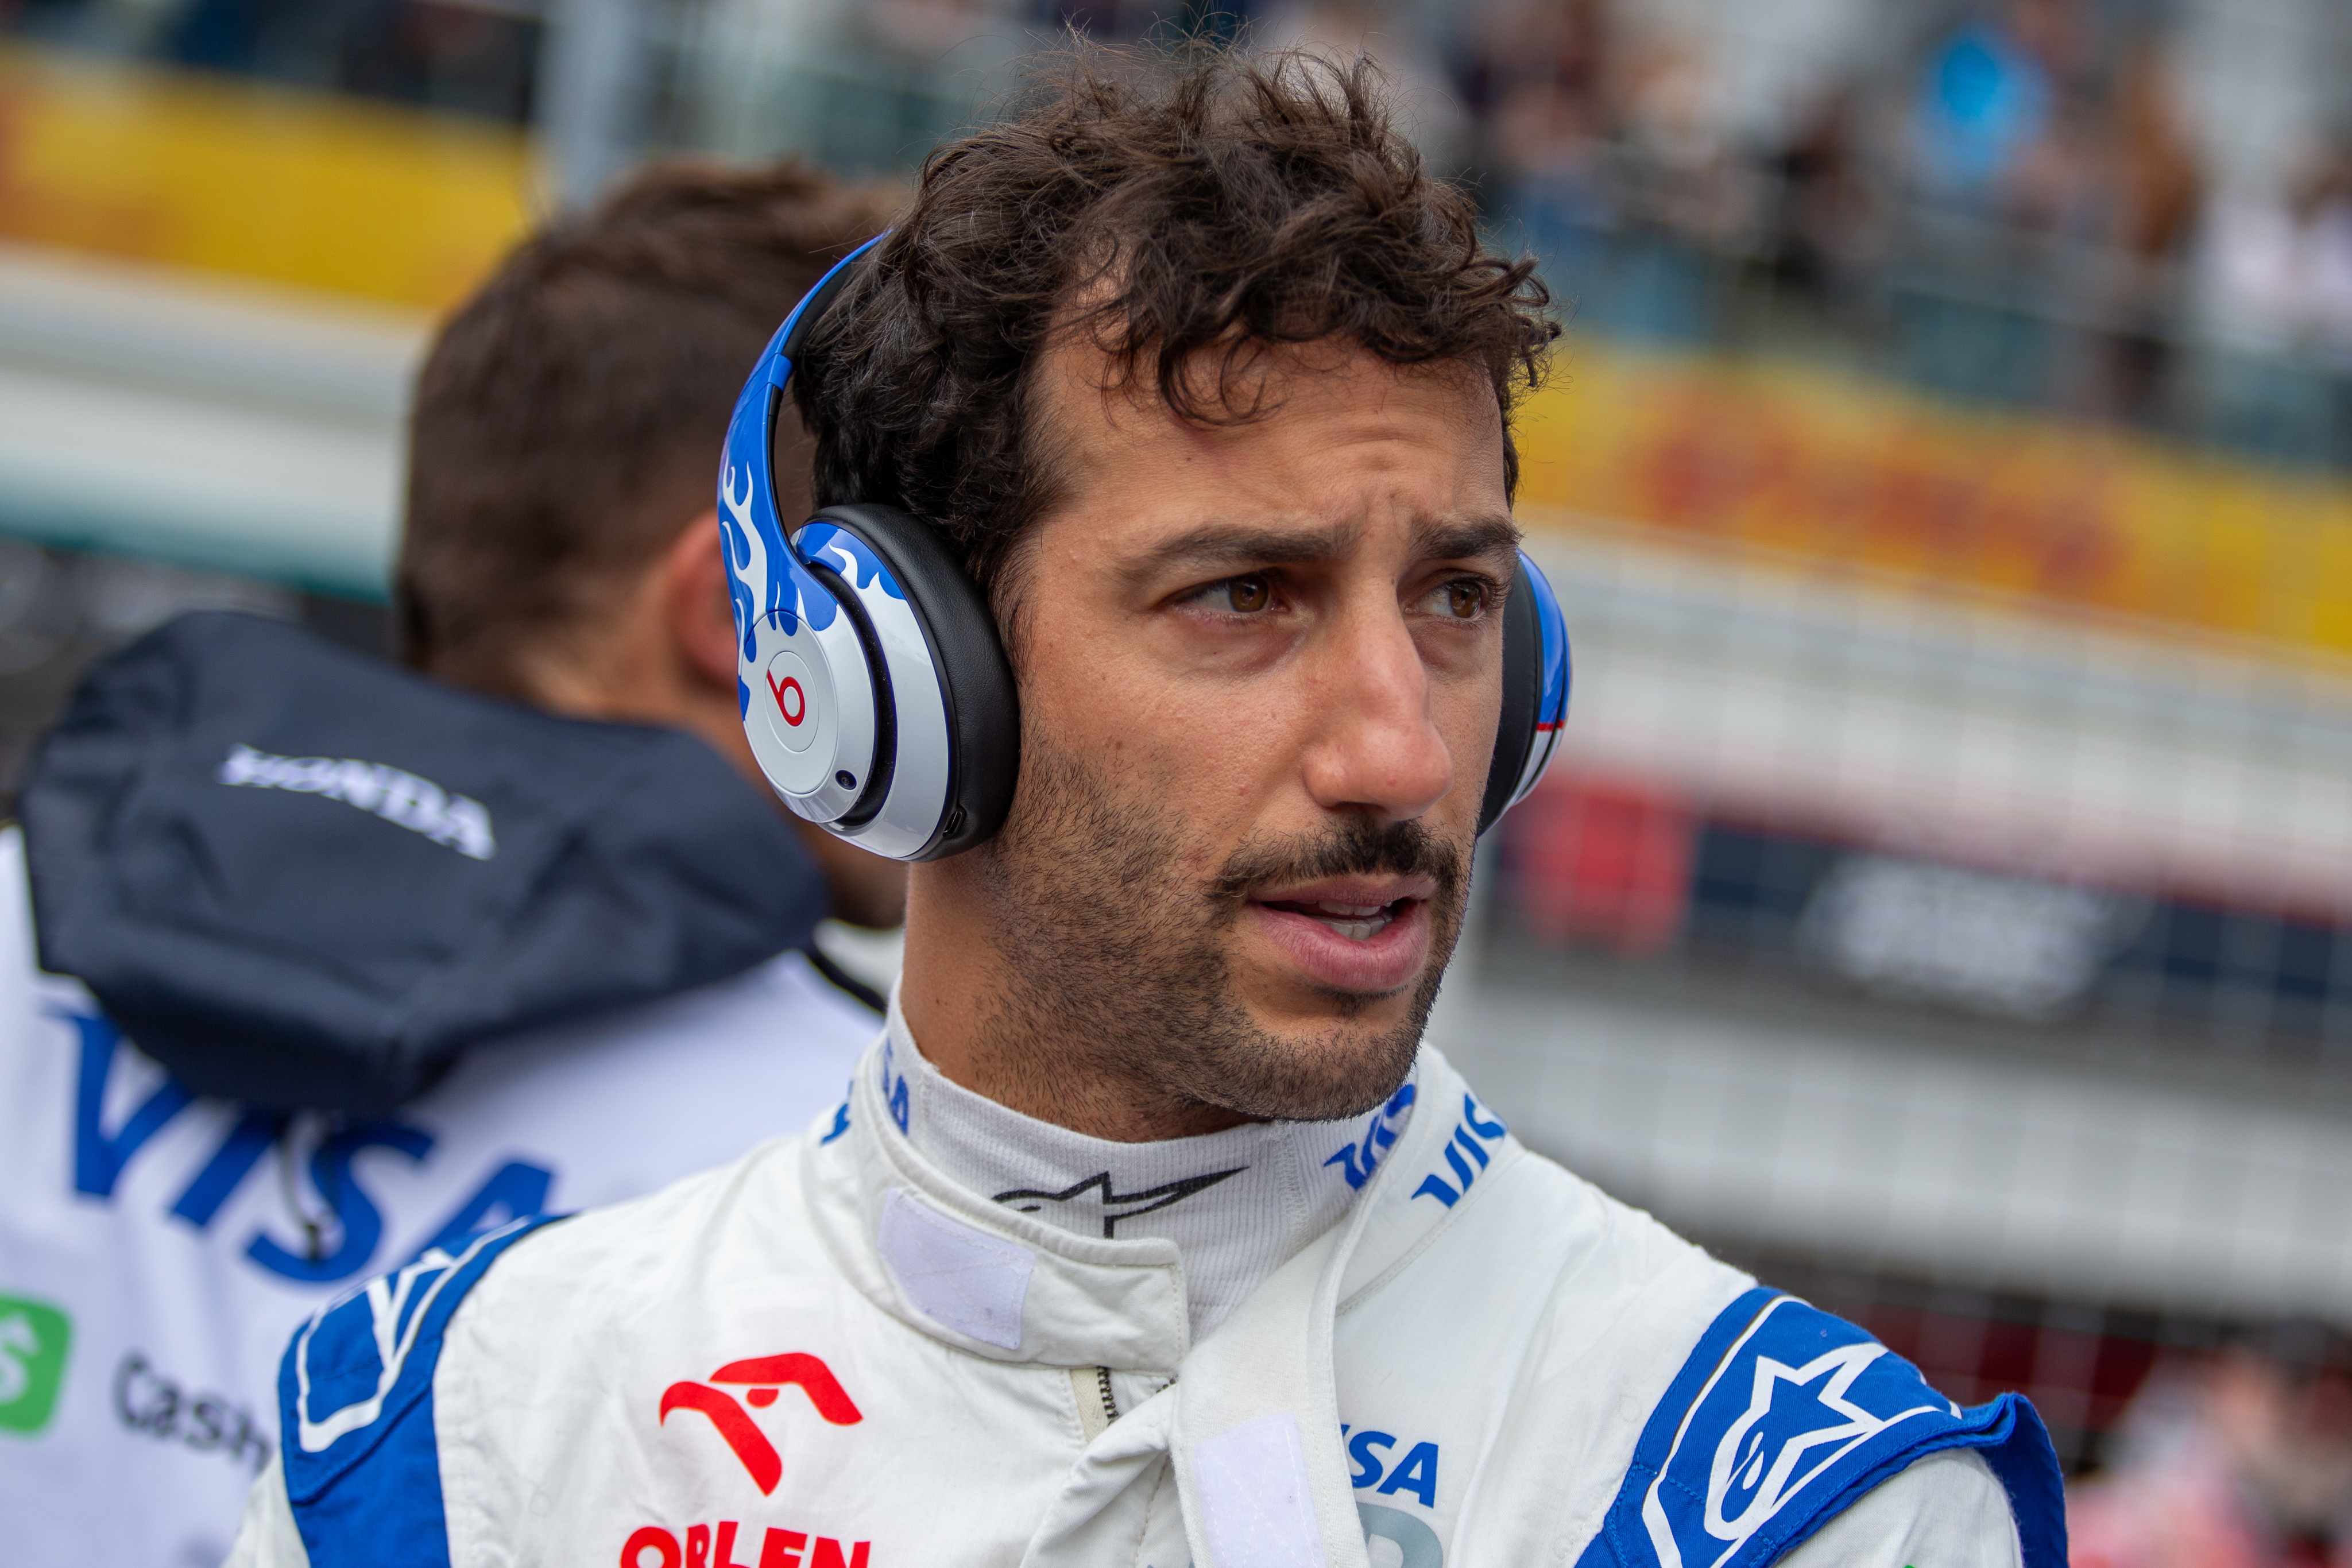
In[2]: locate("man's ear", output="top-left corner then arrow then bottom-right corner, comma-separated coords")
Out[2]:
664,509 -> 739,695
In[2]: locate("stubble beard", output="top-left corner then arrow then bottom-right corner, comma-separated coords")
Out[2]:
970,733 -> 1470,1130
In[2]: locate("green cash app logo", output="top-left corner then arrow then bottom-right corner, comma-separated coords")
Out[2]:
0,1294 -> 72,1435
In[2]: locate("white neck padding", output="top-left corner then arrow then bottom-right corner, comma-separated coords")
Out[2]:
881,994 -> 1415,1342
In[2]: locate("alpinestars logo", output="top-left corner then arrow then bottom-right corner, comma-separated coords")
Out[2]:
660,1354 -> 863,1495
992,1168 -> 1243,1238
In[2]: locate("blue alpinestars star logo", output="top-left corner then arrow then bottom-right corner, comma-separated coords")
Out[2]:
992,1168 -> 1244,1238
1643,1334 -> 1945,1564
1580,1291 -> 2062,1568
1707,1344 -> 1903,1539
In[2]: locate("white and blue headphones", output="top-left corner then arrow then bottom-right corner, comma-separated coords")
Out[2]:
721,234 -> 1573,862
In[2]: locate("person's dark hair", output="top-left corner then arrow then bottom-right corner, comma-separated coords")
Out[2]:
401,158 -> 892,694
794,45 -> 1557,614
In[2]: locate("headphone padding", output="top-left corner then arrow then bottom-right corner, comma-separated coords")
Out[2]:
1479,558 -> 1540,837
804,504 -> 1020,860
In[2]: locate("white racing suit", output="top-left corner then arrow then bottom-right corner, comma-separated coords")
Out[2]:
227,1037 -> 2066,1568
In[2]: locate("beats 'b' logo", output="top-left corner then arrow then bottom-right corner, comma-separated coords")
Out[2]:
659,1353 -> 862,1494
767,673 -> 807,727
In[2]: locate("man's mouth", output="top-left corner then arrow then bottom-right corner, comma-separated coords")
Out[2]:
1259,897 -> 1415,943
1241,876 -> 1439,994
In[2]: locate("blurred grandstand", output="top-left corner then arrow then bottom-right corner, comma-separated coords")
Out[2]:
4,0 -> 2352,1521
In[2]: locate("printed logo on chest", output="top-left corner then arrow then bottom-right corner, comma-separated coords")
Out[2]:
635,1356 -> 873,1568
1340,1423 -> 1442,1509
659,1352 -> 863,1495
622,1521 -> 869,1568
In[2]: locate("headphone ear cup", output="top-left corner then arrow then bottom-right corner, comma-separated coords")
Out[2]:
794,504 -> 1019,861
730,535 -> 881,828
1479,560 -> 1541,837
1478,551 -> 1571,837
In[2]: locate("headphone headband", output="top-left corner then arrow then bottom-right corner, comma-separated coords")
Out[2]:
776,237 -> 875,369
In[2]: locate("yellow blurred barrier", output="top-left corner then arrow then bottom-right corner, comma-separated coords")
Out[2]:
1517,345 -> 2352,666
0,42 -> 536,309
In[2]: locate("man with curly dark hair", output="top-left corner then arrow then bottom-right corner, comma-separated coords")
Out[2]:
229,48 -> 2064,1568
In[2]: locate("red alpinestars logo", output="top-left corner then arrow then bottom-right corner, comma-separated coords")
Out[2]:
659,1353 -> 863,1493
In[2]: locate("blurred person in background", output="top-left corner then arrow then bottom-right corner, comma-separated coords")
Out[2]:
1468,0 -> 1636,345
158,0 -> 541,121
1470,0 -> 1745,342
1254,0 -> 1470,175
1475,0 -> 1620,293
1599,31 -> 1752,337
2191,132 -> 2352,467
1908,0 -> 2078,213
2083,40 -> 2202,425
2200,135 -> 2352,360
0,158 -> 900,1567
1763,81 -> 1887,313
2071,1322 -> 2352,1568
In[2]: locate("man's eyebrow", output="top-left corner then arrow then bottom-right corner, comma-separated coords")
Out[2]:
1123,514 -> 1523,582
1124,524 -> 1361,579
1416,514 -> 1523,563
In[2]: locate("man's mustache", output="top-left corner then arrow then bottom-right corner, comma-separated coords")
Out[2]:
1212,815 -> 1466,905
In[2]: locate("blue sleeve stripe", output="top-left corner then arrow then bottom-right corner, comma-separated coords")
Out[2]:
1575,1287 -> 2068,1568
288,1384 -> 457,1567
276,1215 -> 561,1568
1977,1398 -> 2069,1565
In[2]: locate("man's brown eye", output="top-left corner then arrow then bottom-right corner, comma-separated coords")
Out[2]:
1445,582 -> 1484,619
1225,576 -> 1271,613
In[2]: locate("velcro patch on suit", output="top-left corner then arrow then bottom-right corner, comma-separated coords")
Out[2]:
877,1189 -> 1032,1350
1194,1413 -> 1327,1568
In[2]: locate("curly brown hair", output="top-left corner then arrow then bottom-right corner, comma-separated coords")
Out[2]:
792,45 -> 1557,609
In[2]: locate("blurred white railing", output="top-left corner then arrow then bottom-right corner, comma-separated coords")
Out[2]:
0,242 -> 421,599
1436,523 -> 2352,1317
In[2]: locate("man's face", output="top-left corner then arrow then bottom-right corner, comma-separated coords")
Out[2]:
970,339 -> 1517,1126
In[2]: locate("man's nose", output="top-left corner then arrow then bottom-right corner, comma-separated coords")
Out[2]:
1298,602 -> 1454,823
